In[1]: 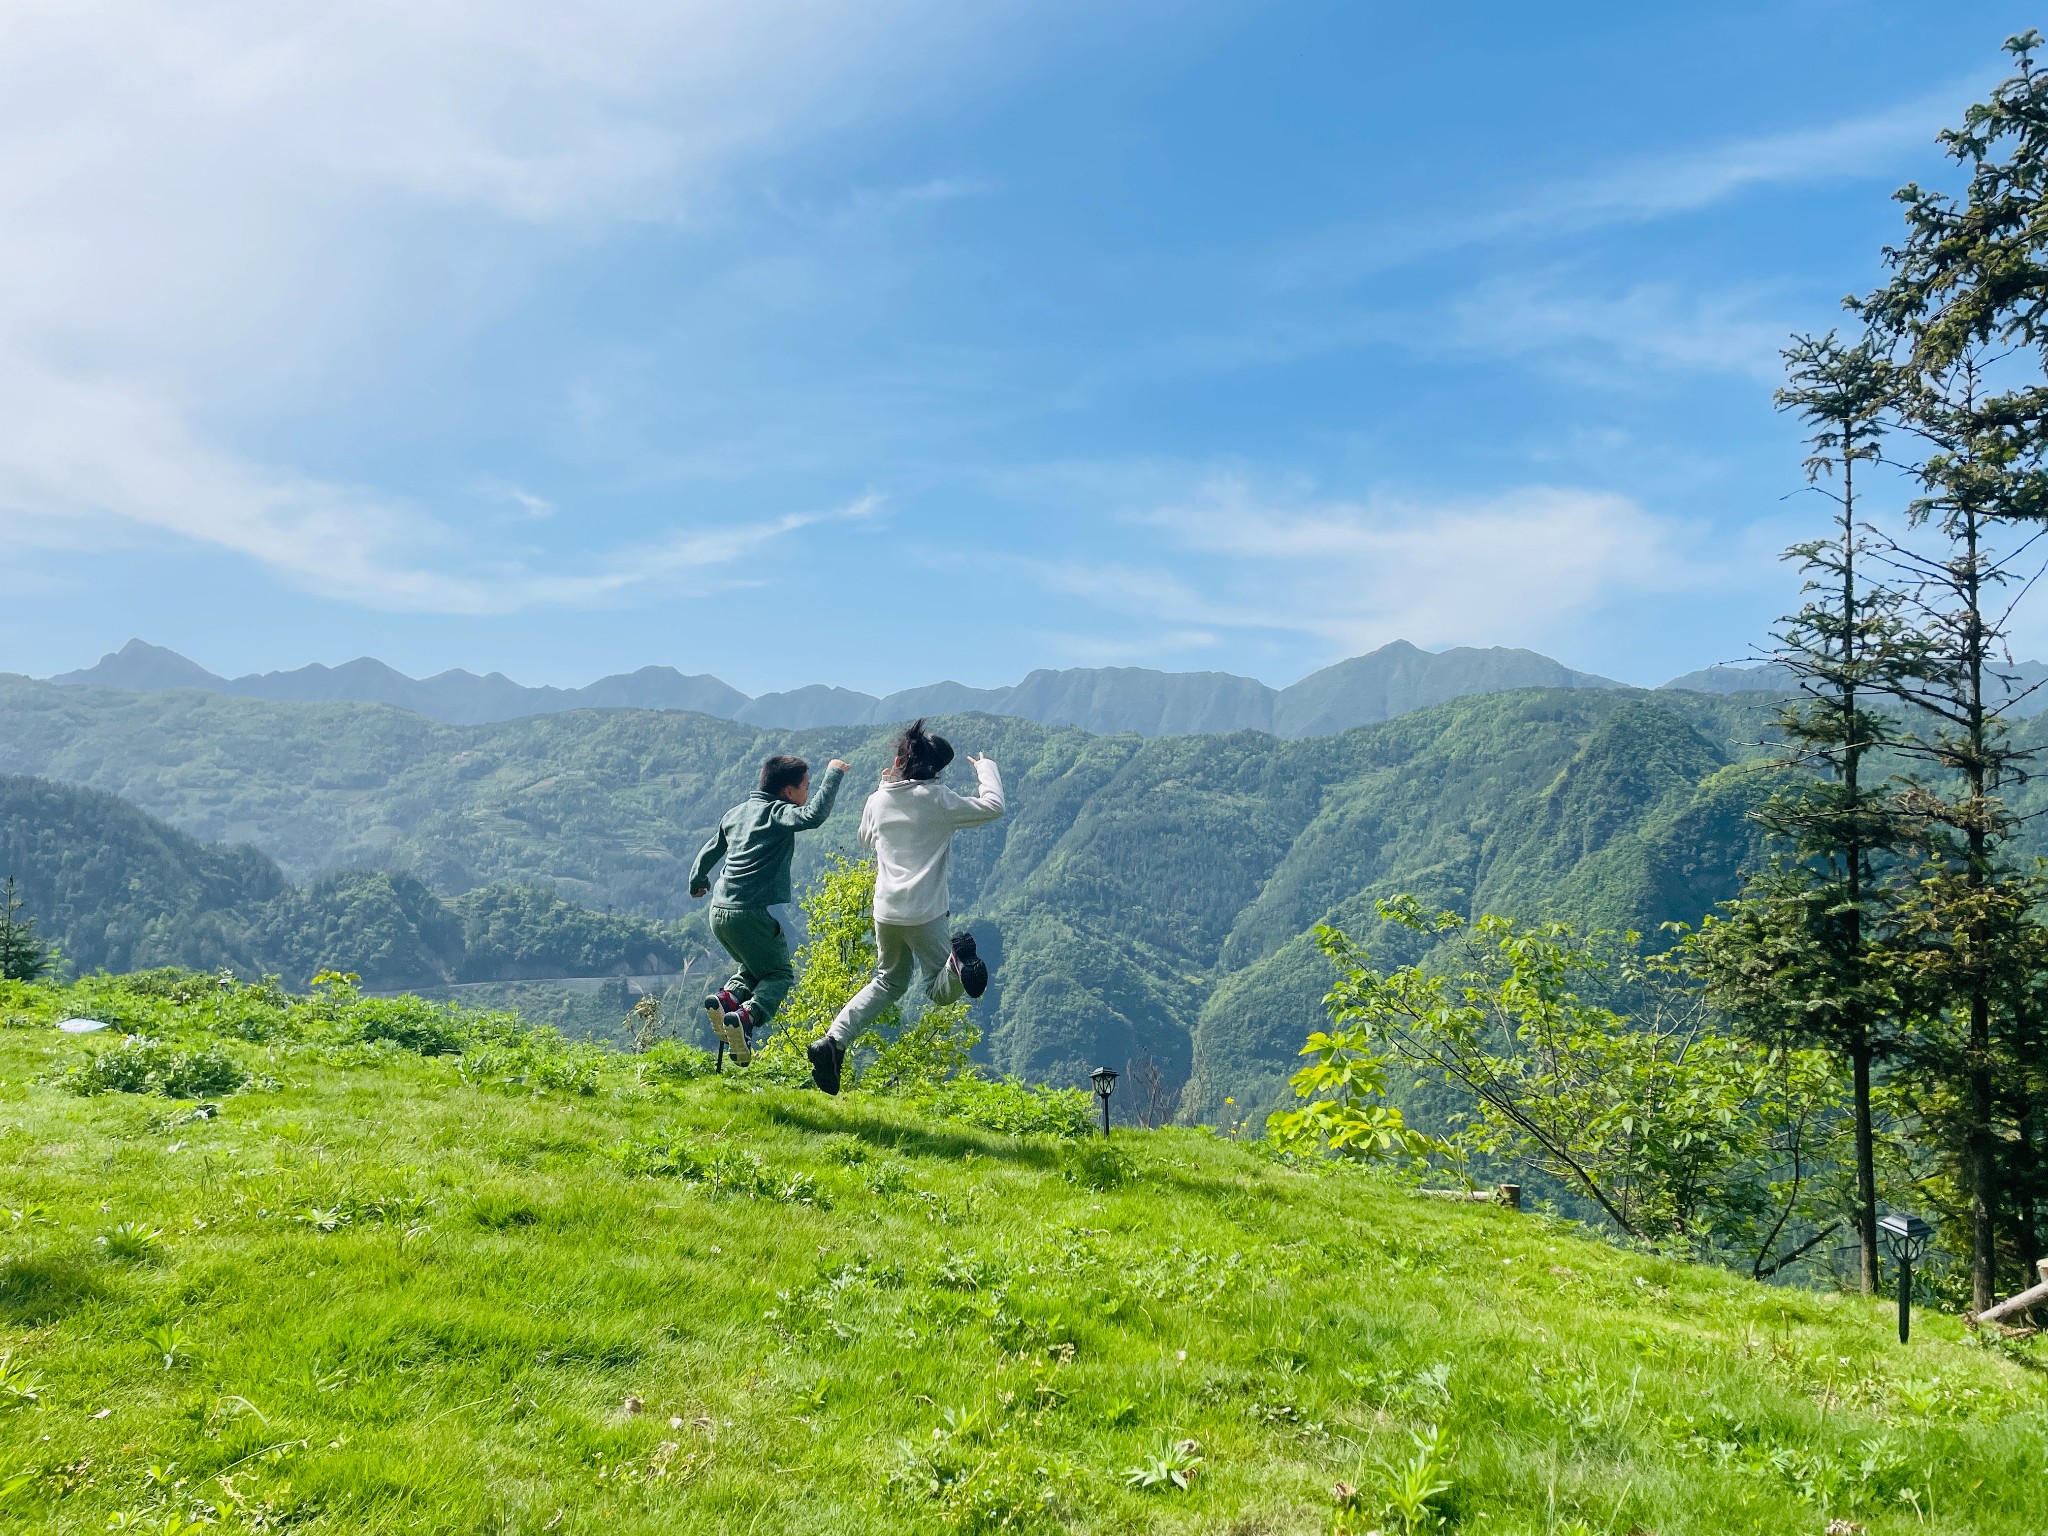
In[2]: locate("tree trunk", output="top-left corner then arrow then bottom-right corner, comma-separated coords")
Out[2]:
1962,503 -> 1997,1318
1969,993 -> 1996,1315
1852,1035 -> 1879,1295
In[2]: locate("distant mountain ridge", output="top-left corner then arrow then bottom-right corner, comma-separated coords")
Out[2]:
50,638 -> 1626,737
1659,658 -> 2048,716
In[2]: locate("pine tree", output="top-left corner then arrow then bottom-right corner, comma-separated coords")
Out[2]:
0,877 -> 54,984
1852,27 -> 2048,1313
1873,346 -> 2048,1312
1692,331 -> 1911,1295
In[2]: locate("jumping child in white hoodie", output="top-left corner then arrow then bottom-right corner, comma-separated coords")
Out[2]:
807,719 -> 1005,1095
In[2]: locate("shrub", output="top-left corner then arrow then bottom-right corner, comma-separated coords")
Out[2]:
635,1040 -> 716,1086
459,1032 -> 604,1096
1062,1141 -> 1134,1191
919,1075 -> 1093,1140
610,1134 -> 707,1180
347,996 -> 465,1056
304,972 -> 467,1054
65,1037 -> 247,1099
111,968 -> 219,1002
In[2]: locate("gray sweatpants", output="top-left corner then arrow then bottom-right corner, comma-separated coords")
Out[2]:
825,916 -> 963,1045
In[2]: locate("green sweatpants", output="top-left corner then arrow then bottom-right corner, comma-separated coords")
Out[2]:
709,905 -> 794,1029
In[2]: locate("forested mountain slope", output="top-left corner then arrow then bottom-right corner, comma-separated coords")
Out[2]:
0,674 -> 1821,1114
0,775 -> 693,989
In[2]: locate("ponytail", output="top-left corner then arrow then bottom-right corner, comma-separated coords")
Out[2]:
894,718 -> 955,782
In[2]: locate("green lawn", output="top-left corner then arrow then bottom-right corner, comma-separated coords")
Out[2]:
0,979 -> 2042,1534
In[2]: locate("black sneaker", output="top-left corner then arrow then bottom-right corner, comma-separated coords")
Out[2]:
807,1036 -> 844,1096
949,931 -> 989,999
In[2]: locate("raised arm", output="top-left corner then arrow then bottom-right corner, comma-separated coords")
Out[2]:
945,755 -> 1005,827
857,787 -> 881,851
773,760 -> 848,830
688,817 -> 729,896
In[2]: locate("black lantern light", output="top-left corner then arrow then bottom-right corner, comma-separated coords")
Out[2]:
1879,1212 -> 1934,1344
1089,1065 -> 1119,1139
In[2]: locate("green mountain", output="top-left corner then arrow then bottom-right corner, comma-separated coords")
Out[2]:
0,674 -> 1811,1116
0,774 -> 695,990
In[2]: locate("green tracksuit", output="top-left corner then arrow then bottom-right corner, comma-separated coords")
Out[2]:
689,764 -> 844,1027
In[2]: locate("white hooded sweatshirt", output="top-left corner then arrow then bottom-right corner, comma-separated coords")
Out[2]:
857,757 -> 1006,926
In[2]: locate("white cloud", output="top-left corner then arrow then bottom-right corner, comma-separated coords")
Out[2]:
1019,474 -> 1706,656
470,480 -> 557,520
1271,82 -> 1975,289
0,353 -> 883,612
0,0 -> 1022,610
1444,275 -> 1792,382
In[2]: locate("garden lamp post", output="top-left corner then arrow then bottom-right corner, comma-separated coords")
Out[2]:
1879,1213 -> 1933,1344
1090,1066 -> 1119,1139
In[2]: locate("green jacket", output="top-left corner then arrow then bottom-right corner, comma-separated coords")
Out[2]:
690,764 -> 845,908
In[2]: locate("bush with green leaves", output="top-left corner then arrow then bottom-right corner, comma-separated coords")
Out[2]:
1062,1140 -> 1135,1191
1290,897 -> 1856,1278
779,854 -> 981,1092
634,1039 -> 717,1086
457,1027 -> 605,1096
65,1036 -> 247,1100
305,970 -> 464,1054
920,1075 -> 1092,1139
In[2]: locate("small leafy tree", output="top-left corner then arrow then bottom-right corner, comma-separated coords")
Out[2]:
775,854 -> 977,1091
0,878 -> 55,984
1307,899 -> 1849,1273
1266,1028 -> 1442,1166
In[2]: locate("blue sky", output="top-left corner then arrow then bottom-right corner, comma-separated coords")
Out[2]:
0,1 -> 2038,695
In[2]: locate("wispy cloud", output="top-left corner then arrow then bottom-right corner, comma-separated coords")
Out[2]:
1015,471 -> 1708,657
471,479 -> 557,520
0,1 -> 1025,616
1443,274 -> 1792,382
765,174 -> 997,231
1270,82 -> 1977,289
0,355 -> 881,612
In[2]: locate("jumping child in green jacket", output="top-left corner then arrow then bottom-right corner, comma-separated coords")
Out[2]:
689,753 -> 848,1065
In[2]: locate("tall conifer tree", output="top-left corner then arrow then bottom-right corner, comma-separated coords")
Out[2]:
1853,34 -> 2048,1308
1693,332 -> 1908,1295
1872,347 -> 2048,1311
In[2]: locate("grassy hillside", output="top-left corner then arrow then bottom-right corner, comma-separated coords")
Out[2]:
0,975 -> 2041,1534
0,676 -> 1812,1112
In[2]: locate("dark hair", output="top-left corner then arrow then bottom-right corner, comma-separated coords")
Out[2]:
759,754 -> 810,796
894,719 -> 955,782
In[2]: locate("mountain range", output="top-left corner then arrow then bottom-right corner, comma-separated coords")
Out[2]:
51,638 -> 1640,736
